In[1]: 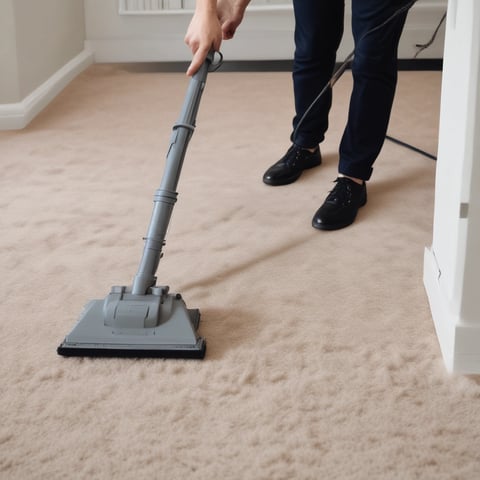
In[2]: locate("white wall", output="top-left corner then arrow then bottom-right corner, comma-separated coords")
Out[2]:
84,0 -> 448,63
13,0 -> 87,99
0,1 -> 21,103
0,0 -> 93,129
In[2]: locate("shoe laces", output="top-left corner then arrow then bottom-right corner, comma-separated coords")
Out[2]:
285,145 -> 310,167
325,177 -> 355,206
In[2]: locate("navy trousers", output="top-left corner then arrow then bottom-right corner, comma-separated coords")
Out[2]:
291,0 -> 409,180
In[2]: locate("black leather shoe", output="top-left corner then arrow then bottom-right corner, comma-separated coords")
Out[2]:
312,177 -> 367,230
263,145 -> 321,186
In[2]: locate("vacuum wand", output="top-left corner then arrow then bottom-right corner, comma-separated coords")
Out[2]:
132,52 -> 214,295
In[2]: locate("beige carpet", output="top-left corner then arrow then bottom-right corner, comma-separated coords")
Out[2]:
1,65 -> 480,479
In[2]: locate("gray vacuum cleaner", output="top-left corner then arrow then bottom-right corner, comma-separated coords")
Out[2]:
57,52 -> 222,359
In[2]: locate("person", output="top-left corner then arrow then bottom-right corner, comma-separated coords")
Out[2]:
185,0 -> 412,230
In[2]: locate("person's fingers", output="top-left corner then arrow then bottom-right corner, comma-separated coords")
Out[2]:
213,35 -> 222,52
223,29 -> 234,40
186,45 -> 210,76
221,21 -> 237,40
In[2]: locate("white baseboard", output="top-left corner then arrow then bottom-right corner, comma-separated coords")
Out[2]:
0,49 -> 94,131
423,246 -> 480,374
85,3 -> 446,63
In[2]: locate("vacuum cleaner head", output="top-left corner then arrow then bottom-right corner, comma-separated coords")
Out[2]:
57,286 -> 206,359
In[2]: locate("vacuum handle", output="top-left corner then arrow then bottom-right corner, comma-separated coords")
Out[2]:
160,50 -> 214,190
131,52 -> 220,296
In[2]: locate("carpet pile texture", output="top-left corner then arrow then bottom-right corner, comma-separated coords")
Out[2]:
1,66 -> 479,479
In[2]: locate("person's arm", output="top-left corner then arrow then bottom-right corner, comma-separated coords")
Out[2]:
185,0 -> 251,76
185,0 -> 222,76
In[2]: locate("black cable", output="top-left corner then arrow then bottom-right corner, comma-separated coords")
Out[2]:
385,8 -> 446,162
385,135 -> 437,160
414,12 -> 446,58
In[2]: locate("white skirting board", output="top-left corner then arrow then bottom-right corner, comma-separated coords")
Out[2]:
0,49 -> 94,131
424,247 -> 480,374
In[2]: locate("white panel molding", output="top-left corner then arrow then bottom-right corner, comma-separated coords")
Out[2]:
424,247 -> 480,373
0,48 -> 93,130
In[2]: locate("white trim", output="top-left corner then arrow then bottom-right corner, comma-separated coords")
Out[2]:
423,247 -> 456,371
0,49 -> 94,131
424,247 -> 480,374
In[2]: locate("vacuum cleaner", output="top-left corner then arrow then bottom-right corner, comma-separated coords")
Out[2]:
57,52 -> 222,359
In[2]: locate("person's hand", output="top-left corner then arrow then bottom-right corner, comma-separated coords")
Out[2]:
185,8 -> 222,76
217,0 -> 246,40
